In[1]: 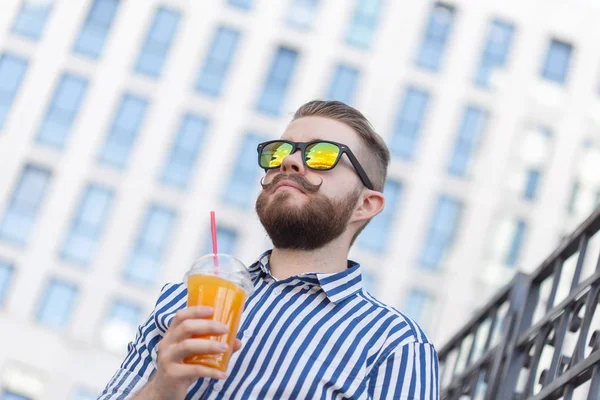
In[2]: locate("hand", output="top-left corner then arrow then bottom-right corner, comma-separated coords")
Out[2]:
138,306 -> 242,400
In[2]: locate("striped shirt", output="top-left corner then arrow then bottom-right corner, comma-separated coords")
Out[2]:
100,251 -> 439,399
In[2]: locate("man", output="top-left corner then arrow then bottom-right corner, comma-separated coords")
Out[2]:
100,100 -> 439,399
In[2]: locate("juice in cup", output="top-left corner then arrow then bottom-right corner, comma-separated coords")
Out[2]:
183,254 -> 253,372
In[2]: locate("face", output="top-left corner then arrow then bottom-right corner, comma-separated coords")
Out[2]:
255,116 -> 368,250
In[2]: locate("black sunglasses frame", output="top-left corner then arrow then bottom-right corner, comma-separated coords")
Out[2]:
257,139 -> 375,191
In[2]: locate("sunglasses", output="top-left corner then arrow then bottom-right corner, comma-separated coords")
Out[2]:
256,140 -> 374,190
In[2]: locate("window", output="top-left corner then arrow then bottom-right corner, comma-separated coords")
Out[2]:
361,269 -> 376,294
101,299 -> 142,353
345,0 -> 383,49
0,165 -> 52,246
391,87 -> 430,160
415,3 -> 455,71
286,0 -> 319,30
568,142 -> 600,217
541,39 -> 573,85
403,288 -> 435,331
61,184 -> 115,266
227,0 -> 252,10
489,218 -> 528,268
161,114 -> 208,188
36,74 -> 88,149
11,0 -> 52,40
36,278 -> 78,329
97,93 -> 148,169
507,126 -> 553,201
73,0 -> 120,59
327,64 -> 360,105
134,7 -> 180,78
0,53 -> 28,130
202,227 -> 238,256
73,389 -> 98,400
123,205 -> 176,286
1,392 -> 31,400
419,195 -> 463,270
223,133 -> 264,209
475,20 -> 514,88
448,105 -> 489,177
357,180 -> 402,252
0,260 -> 15,307
195,26 -> 240,97
256,47 -> 298,116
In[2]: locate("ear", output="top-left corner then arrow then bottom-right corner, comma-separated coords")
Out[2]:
351,190 -> 385,224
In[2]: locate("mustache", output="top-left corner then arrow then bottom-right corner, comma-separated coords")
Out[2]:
260,174 -> 323,193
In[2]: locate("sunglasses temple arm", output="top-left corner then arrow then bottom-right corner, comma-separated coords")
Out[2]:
344,150 -> 375,190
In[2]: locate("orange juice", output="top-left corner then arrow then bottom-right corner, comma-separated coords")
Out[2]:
184,274 -> 247,371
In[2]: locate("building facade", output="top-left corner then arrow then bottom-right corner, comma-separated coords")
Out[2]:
0,0 -> 599,398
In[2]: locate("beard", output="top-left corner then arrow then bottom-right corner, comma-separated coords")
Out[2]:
255,174 -> 362,250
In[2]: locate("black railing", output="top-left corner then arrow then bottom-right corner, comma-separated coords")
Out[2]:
439,207 -> 600,400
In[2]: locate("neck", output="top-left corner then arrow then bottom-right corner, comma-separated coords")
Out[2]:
268,238 -> 350,280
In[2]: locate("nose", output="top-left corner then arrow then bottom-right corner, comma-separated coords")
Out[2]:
280,149 -> 306,175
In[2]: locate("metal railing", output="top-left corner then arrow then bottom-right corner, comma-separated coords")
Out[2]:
439,207 -> 600,400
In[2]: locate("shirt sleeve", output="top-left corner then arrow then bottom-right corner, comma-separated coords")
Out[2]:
367,342 -> 440,400
98,285 -> 171,400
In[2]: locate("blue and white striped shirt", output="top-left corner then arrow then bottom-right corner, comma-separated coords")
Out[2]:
100,251 -> 439,399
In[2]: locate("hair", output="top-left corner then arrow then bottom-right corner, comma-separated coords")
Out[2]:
292,100 -> 390,192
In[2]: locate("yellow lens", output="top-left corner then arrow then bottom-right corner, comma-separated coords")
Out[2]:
305,142 -> 340,170
260,142 -> 293,168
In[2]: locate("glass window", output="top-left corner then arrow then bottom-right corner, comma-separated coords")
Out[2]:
0,165 -> 52,246
403,288 -> 435,331
415,3 -> 455,71
0,53 -> 28,130
36,73 -> 89,149
256,47 -> 298,116
419,195 -> 463,270
202,227 -> 238,256
61,184 -> 115,266
541,39 -> 573,85
475,20 -> 514,88
345,0 -> 383,49
195,26 -> 240,97
286,0 -> 319,30
568,142 -> 600,217
357,181 -> 402,252
123,205 -> 176,286
97,93 -> 149,169
327,64 -> 360,105
361,268 -> 377,294
11,0 -> 52,40
489,218 -> 528,268
0,260 -> 15,307
134,7 -> 181,78
73,389 -> 97,400
223,133 -> 264,209
1,392 -> 31,400
73,0 -> 120,59
448,105 -> 489,177
507,126 -> 553,201
101,299 -> 142,353
36,278 -> 78,329
227,0 -> 252,10
391,86 -> 430,160
161,114 -> 208,188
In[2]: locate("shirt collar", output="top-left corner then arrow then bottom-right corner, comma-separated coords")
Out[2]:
248,250 -> 364,304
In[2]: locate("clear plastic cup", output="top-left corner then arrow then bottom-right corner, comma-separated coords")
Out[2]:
183,254 -> 253,371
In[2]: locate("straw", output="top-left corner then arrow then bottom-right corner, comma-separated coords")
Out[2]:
210,210 -> 219,274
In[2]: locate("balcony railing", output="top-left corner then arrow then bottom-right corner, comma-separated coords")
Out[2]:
439,207 -> 600,400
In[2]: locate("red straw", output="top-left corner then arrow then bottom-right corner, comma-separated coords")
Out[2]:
210,211 -> 219,273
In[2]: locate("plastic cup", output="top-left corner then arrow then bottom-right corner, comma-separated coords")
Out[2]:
183,254 -> 253,372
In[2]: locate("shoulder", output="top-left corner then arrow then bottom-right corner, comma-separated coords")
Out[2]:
357,289 -> 432,346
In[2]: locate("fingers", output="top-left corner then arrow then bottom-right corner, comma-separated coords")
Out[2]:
164,363 -> 228,381
233,339 -> 243,353
169,338 -> 230,362
170,306 -> 215,329
168,319 -> 229,343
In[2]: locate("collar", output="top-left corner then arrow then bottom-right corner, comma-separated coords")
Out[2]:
248,250 -> 364,304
